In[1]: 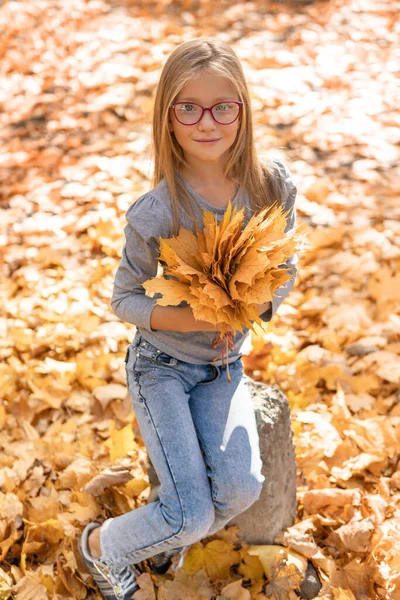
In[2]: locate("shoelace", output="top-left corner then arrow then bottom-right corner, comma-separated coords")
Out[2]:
94,545 -> 190,598
91,562 -> 123,600
109,563 -> 139,593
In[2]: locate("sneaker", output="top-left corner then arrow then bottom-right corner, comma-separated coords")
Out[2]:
148,544 -> 191,574
79,522 -> 141,600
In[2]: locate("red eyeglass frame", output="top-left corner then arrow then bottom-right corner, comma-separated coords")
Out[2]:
170,101 -> 243,125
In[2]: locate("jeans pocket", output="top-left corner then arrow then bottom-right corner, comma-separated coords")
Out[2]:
198,364 -> 220,385
135,339 -> 179,369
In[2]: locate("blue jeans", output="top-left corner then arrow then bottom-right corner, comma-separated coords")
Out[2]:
98,331 -> 265,568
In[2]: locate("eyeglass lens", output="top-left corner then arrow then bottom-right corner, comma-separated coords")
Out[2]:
174,103 -> 240,124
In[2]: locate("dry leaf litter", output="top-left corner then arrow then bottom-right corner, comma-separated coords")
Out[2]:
0,0 -> 399,599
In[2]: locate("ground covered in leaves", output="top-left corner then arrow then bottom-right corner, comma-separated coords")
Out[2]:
0,0 -> 399,598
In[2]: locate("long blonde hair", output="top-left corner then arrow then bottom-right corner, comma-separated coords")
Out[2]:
151,37 -> 287,235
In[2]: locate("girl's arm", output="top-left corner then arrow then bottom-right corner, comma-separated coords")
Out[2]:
150,304 -> 272,332
257,301 -> 272,316
111,193 -> 173,331
150,305 -> 222,332
112,194 -> 223,334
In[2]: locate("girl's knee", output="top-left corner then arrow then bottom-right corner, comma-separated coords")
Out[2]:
215,474 -> 264,515
237,476 -> 264,511
177,500 -> 215,543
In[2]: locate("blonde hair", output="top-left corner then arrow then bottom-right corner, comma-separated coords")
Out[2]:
151,37 -> 286,235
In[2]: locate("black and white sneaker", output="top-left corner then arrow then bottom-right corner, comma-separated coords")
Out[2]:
148,544 -> 191,574
79,522 -> 141,600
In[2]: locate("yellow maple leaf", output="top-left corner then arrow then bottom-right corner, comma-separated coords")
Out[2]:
143,200 -> 307,377
263,552 -> 303,600
12,571 -> 48,600
104,422 -> 136,462
183,539 -> 240,581
237,548 -> 265,582
23,519 -> 64,545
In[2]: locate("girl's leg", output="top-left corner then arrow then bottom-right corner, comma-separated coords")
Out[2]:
188,358 -> 265,538
97,342 -> 215,569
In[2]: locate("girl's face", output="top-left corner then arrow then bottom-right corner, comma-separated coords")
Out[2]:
169,71 -> 241,171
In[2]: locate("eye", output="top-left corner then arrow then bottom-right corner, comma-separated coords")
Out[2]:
178,103 -> 196,112
215,103 -> 232,111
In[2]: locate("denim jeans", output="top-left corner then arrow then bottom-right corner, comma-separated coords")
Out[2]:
98,331 -> 265,568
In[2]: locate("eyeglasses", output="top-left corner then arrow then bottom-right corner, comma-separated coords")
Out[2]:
170,101 -> 243,126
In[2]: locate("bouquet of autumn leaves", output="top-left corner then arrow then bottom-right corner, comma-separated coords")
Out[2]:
143,200 -> 307,381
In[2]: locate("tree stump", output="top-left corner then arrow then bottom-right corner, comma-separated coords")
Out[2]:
226,378 -> 297,543
146,375 -> 297,544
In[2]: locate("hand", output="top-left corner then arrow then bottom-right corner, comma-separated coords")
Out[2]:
257,301 -> 272,315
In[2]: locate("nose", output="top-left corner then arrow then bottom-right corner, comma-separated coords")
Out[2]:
198,108 -> 216,130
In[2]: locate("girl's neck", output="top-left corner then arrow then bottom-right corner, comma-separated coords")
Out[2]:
179,165 -> 231,188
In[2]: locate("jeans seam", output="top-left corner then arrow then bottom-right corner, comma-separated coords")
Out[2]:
119,366 -> 187,563
193,423 -> 220,504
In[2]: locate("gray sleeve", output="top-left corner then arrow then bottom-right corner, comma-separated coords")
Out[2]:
259,161 -> 299,322
110,193 -> 172,331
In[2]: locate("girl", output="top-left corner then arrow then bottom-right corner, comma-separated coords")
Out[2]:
79,37 -> 298,599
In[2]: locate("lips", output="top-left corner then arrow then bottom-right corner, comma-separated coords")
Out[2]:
194,138 -> 221,143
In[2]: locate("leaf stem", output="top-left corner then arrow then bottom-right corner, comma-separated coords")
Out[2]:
211,330 -> 237,382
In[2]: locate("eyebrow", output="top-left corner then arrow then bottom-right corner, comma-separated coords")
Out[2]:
176,97 -> 237,103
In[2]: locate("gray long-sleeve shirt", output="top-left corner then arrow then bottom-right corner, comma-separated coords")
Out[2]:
111,160 -> 298,365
